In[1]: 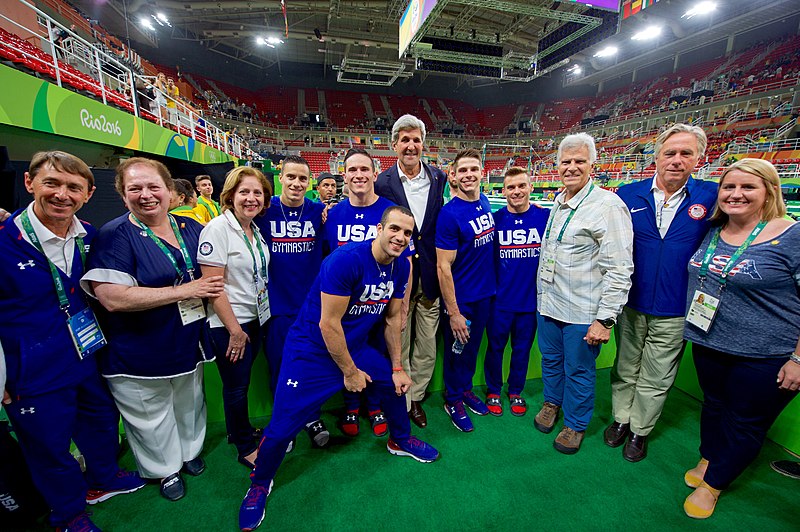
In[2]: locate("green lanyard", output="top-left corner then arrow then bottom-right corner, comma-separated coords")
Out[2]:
698,221 -> 766,288
19,210 -> 85,312
545,182 -> 594,242
199,196 -> 219,217
131,213 -> 195,281
232,213 -> 268,282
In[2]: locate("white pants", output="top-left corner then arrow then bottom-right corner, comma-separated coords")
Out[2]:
107,367 -> 207,479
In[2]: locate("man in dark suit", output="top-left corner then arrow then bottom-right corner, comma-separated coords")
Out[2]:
375,115 -> 446,427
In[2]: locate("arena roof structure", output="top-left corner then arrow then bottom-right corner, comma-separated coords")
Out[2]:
66,0 -> 620,85
63,0 -> 800,90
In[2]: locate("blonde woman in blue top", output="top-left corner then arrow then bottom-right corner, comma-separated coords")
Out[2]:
682,158 -> 800,519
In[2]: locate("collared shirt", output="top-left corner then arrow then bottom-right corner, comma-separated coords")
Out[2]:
537,179 -> 634,324
650,176 -> 688,238
197,209 -> 270,328
397,161 -> 430,230
15,202 -> 87,276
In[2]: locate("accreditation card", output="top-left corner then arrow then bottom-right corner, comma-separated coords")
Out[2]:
685,290 -> 720,333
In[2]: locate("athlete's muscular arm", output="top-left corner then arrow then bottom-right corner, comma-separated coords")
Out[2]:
401,258 -> 412,331
385,297 -> 412,396
320,292 -> 372,391
436,247 -> 469,344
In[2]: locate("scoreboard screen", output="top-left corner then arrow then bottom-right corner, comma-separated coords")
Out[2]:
560,0 -> 620,11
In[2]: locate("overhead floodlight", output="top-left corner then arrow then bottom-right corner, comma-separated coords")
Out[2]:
683,1 -> 717,19
568,64 -> 582,74
266,36 -> 284,45
255,37 -> 267,45
140,17 -> 155,31
631,26 -> 662,41
151,13 -> 172,28
594,46 -> 618,58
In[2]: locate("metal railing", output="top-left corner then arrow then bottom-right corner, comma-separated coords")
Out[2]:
0,0 -> 258,160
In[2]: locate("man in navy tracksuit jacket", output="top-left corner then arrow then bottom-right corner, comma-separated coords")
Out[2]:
0,152 -> 143,531
605,125 -> 718,462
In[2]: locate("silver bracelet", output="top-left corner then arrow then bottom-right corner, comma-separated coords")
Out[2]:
790,353 -> 800,365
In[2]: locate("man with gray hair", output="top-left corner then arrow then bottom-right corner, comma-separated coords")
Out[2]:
605,124 -> 717,461
375,114 -> 446,428
535,133 -> 634,454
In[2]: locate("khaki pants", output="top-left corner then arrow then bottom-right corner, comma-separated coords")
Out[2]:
108,367 -> 207,479
401,284 -> 440,405
610,306 -> 685,436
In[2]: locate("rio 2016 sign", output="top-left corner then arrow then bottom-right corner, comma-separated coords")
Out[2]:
0,63 -> 231,164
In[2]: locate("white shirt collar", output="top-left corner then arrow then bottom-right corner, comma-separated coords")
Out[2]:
23,201 -> 87,243
650,175 -> 688,198
397,161 -> 426,183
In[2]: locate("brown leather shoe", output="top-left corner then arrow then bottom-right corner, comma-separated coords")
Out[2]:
534,402 -> 560,434
623,433 -> 648,462
553,426 -> 585,454
409,400 -> 427,428
603,421 -> 630,448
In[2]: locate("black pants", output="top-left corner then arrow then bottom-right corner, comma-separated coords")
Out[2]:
693,344 -> 798,489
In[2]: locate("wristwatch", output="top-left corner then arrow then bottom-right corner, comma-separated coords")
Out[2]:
596,318 -> 616,329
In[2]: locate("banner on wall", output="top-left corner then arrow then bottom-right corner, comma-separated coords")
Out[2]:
0,64 -> 232,164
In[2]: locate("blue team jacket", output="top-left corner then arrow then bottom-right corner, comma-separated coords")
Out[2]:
0,210 -> 98,398
616,177 -> 718,317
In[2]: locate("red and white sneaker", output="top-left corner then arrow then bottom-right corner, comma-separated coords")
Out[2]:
86,470 -> 146,505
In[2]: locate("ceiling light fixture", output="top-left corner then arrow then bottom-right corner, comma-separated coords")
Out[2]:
594,46 -> 618,58
683,1 -> 717,19
631,26 -> 662,41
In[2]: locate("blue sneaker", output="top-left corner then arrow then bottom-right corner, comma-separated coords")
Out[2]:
57,512 -> 101,532
86,470 -> 146,504
387,436 -> 440,463
444,401 -> 474,432
463,391 -> 489,416
239,481 -> 273,531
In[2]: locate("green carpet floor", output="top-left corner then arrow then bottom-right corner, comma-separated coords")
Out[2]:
16,369 -> 800,531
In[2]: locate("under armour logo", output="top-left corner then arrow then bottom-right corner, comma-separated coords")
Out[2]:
379,270 -> 387,278
287,379 -> 298,387
19,407 -> 35,414
476,206 -> 482,211
515,219 -> 523,225
289,211 -> 298,217
355,214 -> 364,219
312,422 -> 322,431
18,260 -> 35,270
140,231 -> 148,237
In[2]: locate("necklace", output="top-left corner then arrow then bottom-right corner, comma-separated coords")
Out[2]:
374,255 -> 394,281
279,197 -> 304,224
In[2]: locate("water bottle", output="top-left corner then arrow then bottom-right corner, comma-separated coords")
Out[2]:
452,319 -> 471,355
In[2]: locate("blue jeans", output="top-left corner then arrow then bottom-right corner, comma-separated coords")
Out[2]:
536,314 -> 599,432
694,344 -> 797,490
205,320 -> 265,456
484,309 -> 536,396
